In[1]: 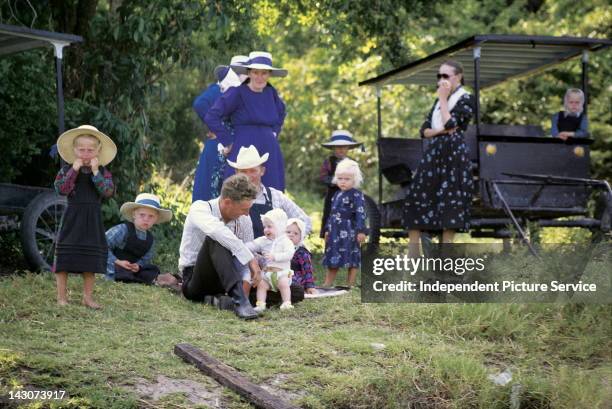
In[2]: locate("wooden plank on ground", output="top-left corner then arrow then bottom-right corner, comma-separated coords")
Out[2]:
174,343 -> 300,409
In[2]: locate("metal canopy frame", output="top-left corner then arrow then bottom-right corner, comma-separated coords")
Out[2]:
359,34 -> 612,89
359,34 -> 611,206
0,23 -> 83,134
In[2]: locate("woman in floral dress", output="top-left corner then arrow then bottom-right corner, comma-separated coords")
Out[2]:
404,60 -> 475,255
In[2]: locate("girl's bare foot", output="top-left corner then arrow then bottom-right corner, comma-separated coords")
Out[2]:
57,299 -> 69,306
82,299 -> 102,310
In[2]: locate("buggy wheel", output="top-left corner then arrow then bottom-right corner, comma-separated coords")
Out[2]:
20,191 -> 67,271
364,195 -> 381,254
592,191 -> 612,243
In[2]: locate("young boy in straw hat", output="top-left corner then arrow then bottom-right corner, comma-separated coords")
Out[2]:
319,130 -> 362,238
54,125 -> 116,309
105,193 -> 172,285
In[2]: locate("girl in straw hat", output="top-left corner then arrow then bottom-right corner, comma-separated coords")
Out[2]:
54,125 -> 116,308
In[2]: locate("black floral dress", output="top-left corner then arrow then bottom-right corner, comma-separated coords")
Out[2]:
404,91 -> 475,231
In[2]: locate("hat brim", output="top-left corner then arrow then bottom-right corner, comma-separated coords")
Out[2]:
321,141 -> 363,149
214,65 -> 228,79
230,64 -> 287,78
227,152 -> 270,169
120,202 -> 173,224
57,127 -> 117,166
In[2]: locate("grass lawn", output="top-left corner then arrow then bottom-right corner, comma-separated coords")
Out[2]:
1,268 -> 610,408
1,189 -> 610,408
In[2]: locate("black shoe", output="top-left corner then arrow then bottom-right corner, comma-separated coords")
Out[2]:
216,295 -> 235,311
203,294 -> 235,311
234,303 -> 258,320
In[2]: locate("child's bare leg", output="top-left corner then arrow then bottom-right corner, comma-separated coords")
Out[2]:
242,280 -> 251,298
323,268 -> 339,287
347,267 -> 358,287
277,277 -> 291,304
56,272 -> 68,305
408,229 -> 421,258
442,229 -> 455,244
255,280 -> 270,311
82,272 -> 101,309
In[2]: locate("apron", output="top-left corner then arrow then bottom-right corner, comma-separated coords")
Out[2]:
249,186 -> 273,238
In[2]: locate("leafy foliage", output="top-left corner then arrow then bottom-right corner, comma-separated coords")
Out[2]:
0,0 -> 610,207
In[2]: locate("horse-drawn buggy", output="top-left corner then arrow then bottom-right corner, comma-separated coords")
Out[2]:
359,35 -> 612,251
0,24 -> 82,270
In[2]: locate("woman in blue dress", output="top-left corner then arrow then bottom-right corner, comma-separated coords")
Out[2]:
322,159 -> 367,288
192,55 -> 248,202
205,51 -> 287,191
404,60 -> 475,256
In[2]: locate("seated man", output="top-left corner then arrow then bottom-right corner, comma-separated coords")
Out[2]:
178,174 -> 262,320
105,193 -> 172,285
226,145 -> 312,295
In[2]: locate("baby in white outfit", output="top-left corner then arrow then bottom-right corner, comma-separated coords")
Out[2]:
246,208 -> 295,311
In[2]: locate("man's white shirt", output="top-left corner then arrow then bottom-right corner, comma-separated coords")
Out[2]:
178,199 -> 254,272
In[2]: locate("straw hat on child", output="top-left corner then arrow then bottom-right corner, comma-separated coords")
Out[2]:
120,193 -> 173,224
321,130 -> 362,149
56,125 -> 117,166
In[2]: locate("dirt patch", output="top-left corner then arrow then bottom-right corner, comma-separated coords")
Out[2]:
259,373 -> 306,403
132,375 -> 227,407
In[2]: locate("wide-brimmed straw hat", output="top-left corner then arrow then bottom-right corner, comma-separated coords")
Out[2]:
321,130 -> 362,149
231,51 -> 287,78
120,193 -> 172,224
57,125 -> 117,165
214,55 -> 249,81
227,145 -> 269,169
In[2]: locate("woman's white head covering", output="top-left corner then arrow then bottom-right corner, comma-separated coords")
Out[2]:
218,55 -> 249,92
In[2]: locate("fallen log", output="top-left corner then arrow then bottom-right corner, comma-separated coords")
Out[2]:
174,343 -> 300,409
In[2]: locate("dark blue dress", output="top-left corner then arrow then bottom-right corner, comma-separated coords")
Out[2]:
404,92 -> 475,231
323,188 -> 367,268
205,83 -> 287,191
192,83 -> 227,202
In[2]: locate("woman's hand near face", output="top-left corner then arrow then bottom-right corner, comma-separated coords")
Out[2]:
437,79 -> 452,100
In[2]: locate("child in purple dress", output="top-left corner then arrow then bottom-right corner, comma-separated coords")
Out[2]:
286,218 -> 317,294
319,130 -> 362,238
322,159 -> 367,287
54,125 -> 116,309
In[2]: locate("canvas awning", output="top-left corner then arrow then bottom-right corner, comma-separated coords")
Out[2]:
359,34 -> 611,89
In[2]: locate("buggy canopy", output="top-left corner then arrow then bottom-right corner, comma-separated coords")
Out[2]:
0,23 -> 83,134
0,23 -> 82,56
359,34 -> 611,89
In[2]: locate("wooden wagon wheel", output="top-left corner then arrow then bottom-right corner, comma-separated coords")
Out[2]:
20,191 -> 67,271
